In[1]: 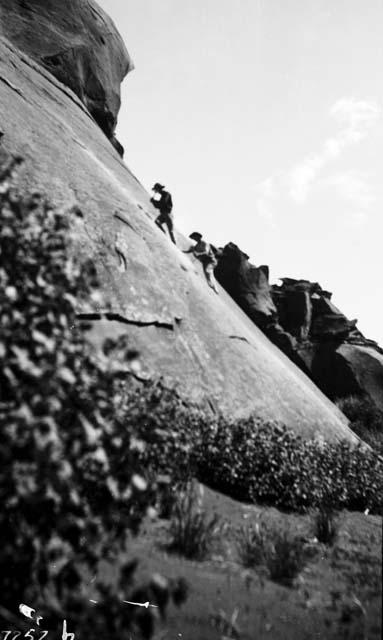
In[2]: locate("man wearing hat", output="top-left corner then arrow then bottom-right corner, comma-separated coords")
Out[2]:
184,232 -> 219,293
150,183 -> 176,245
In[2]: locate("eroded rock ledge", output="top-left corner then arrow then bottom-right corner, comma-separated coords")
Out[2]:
215,243 -> 383,412
0,0 -> 132,154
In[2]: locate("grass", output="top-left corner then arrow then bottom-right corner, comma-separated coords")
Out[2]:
167,482 -> 220,560
313,507 -> 339,545
123,485 -> 382,639
236,520 -> 309,586
236,521 -> 268,568
264,528 -> 308,586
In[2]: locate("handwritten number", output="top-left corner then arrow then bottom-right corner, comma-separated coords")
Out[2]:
11,633 -> 21,640
24,630 -> 35,640
38,632 -> 48,640
1,632 -> 11,640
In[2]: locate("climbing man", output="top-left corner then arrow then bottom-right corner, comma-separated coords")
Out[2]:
150,182 -> 176,245
183,232 -> 219,294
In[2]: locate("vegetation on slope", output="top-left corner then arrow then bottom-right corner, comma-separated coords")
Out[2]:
0,160 -> 381,639
0,160 -> 184,639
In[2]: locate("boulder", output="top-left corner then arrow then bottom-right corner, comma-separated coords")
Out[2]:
0,4 -> 357,442
0,0 -> 131,149
272,279 -> 383,410
215,242 -> 278,328
214,251 -> 383,413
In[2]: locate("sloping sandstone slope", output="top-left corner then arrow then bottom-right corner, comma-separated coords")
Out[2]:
0,34 -> 356,441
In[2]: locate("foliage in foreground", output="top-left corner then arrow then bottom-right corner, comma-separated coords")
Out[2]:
0,160 -> 184,639
1,156 -> 381,637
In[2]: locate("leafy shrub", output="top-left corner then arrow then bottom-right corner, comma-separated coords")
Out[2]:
236,522 -> 268,568
116,386 -> 382,518
336,395 -> 383,455
193,418 -> 383,514
0,159 -> 183,638
312,507 -> 339,545
264,528 -> 308,586
167,482 -> 220,560
116,378 -> 206,517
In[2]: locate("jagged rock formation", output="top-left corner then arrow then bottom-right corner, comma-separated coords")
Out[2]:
0,0 -> 359,441
215,244 -> 300,366
0,0 -> 131,154
215,244 -> 383,412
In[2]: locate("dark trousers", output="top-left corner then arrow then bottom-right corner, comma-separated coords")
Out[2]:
155,212 -> 176,244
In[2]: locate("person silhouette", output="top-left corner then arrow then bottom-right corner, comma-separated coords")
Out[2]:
150,183 -> 176,245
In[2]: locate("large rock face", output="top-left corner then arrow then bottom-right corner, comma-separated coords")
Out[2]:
0,0 -> 131,151
216,247 -> 383,413
0,1 -> 358,442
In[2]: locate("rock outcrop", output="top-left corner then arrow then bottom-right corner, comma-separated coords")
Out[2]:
215,246 -> 383,412
0,0 -> 131,154
0,0 -> 359,442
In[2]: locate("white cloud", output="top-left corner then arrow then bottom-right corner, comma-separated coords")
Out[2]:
288,153 -> 325,203
254,97 -> 381,218
324,171 -> 376,208
287,97 -> 381,204
330,98 -> 381,129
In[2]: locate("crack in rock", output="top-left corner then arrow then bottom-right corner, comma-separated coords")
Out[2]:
229,335 -> 250,344
77,312 -> 175,330
0,74 -> 24,97
114,211 -> 139,233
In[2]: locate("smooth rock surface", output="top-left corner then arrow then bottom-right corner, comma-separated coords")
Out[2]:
0,32 -> 356,441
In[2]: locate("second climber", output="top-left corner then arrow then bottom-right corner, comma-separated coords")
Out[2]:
183,232 -> 219,294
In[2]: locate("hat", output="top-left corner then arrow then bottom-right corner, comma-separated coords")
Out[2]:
152,182 -> 165,191
189,231 -> 202,241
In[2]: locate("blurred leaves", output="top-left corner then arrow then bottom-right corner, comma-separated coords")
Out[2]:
0,163 -> 185,638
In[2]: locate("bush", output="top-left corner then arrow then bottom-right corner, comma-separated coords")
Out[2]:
114,383 -> 382,519
167,482 -> 220,560
312,507 -> 339,545
336,395 -> 383,455
0,159 -> 182,638
137,408 -> 382,515
116,377 -> 206,517
194,418 -> 383,514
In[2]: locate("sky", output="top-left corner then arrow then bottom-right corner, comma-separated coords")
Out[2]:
99,0 -> 383,345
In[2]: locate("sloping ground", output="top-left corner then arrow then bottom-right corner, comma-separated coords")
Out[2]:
100,485 -> 382,640
0,35 -> 357,441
